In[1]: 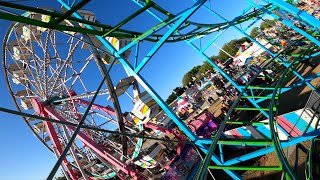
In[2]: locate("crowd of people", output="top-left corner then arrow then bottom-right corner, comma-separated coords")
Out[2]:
297,0 -> 320,20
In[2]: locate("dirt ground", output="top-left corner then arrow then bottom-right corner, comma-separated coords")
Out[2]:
204,56 -> 320,179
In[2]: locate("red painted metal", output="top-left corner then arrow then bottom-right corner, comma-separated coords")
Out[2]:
31,98 -> 78,180
75,98 -> 116,116
32,98 -> 142,180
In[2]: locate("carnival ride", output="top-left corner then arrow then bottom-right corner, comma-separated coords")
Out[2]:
0,0 -> 319,180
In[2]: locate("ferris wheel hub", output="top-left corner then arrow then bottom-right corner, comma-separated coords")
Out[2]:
31,98 -> 45,115
48,96 -> 67,105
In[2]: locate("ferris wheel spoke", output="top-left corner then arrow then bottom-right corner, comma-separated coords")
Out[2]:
52,74 -> 73,92
65,59 -> 94,91
74,106 -> 113,126
49,53 -> 90,95
43,30 -> 52,98
47,38 -> 82,97
50,31 -> 63,61
21,41 -> 47,96
76,75 -> 89,94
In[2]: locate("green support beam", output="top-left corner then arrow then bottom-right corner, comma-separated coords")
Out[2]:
51,0 -> 91,26
234,107 -> 277,111
208,165 -> 282,171
0,11 -> 102,35
247,86 -> 276,90
102,1 -> 154,37
226,121 -> 269,125
241,96 -> 278,99
217,138 -> 273,146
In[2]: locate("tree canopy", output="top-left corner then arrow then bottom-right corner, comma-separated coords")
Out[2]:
182,65 -> 201,86
165,61 -> 216,104
166,36 -> 251,103
166,18 -> 279,104
250,27 -> 260,38
215,37 -> 251,62
259,19 -> 277,30
165,86 -> 185,104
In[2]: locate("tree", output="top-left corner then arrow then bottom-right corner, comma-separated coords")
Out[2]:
167,36 -> 253,104
250,27 -> 260,38
260,19 -> 276,30
182,65 -> 201,86
210,55 -> 219,61
165,86 -> 185,104
199,61 -> 213,75
182,72 -> 193,87
218,37 -> 251,61
166,93 -> 177,104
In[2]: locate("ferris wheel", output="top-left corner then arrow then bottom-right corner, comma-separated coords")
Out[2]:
2,9 -> 186,180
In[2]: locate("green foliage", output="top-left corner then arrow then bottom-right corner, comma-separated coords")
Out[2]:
260,19 -> 276,30
190,65 -> 201,75
182,72 -> 193,87
199,61 -> 213,75
210,55 -> 219,61
166,86 -> 185,104
286,0 -> 294,4
166,61 -> 215,104
182,65 -> 201,86
166,35 -> 254,104
166,94 -> 177,104
250,27 -> 260,38
217,37 -> 251,61
55,176 -> 67,180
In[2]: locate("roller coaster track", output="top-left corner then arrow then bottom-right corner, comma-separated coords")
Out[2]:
196,44 -> 319,179
0,1 -> 273,42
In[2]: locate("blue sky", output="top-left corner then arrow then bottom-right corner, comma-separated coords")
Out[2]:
0,0 -> 267,179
